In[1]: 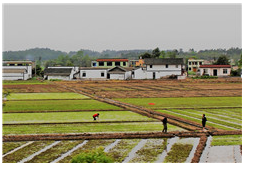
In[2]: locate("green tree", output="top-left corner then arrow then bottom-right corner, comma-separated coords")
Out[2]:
152,47 -> 161,58
238,54 -> 242,68
140,52 -> 152,59
159,51 -> 166,58
214,55 -> 230,65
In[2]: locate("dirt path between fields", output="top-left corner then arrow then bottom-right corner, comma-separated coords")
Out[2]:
3,130 -> 242,142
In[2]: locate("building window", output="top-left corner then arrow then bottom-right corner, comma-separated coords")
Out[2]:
165,64 -> 168,68
189,67 -> 191,71
123,62 -> 126,66
107,62 -> 112,66
10,64 -> 15,66
194,62 -> 197,65
199,62 -> 202,65
223,69 -> 228,74
99,62 -> 104,66
189,62 -> 192,65
101,72 -> 105,77
115,62 -> 120,66
92,62 -> 97,67
82,72 -> 86,77
150,65 -> 153,68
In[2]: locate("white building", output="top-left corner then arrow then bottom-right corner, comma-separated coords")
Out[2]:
2,61 -> 34,80
44,67 -> 79,80
199,65 -> 231,76
79,67 -> 108,80
187,59 -> 204,72
132,58 -> 184,79
107,66 -> 134,80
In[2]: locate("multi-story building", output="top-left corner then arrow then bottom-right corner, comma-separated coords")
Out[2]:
91,59 -> 129,67
187,59 -> 204,72
2,61 -> 34,80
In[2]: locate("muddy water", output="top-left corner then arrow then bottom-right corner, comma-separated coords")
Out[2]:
184,138 -> 200,163
104,139 -> 120,153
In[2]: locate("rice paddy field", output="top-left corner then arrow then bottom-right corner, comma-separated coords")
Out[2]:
2,78 -> 242,163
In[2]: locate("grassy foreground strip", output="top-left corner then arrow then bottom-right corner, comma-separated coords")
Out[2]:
116,97 -> 242,109
3,142 -> 27,155
164,143 -> 193,163
3,111 -> 156,124
3,80 -> 48,85
3,99 -> 122,112
211,135 -> 242,146
7,93 -> 89,100
3,122 -> 183,135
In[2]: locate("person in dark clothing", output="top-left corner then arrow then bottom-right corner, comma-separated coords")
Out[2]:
202,114 -> 207,131
162,117 -> 167,133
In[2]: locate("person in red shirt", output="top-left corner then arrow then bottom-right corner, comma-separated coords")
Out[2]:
93,113 -> 100,121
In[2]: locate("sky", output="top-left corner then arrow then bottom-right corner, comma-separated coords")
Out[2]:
3,3 -> 242,52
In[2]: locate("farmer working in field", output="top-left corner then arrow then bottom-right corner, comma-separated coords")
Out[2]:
202,114 -> 207,131
93,113 -> 100,121
162,117 -> 167,133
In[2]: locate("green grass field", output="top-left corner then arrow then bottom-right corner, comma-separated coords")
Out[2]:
3,122 -> 184,135
7,93 -> 90,100
157,108 -> 242,130
3,80 -> 48,85
116,97 -> 242,109
3,99 -> 122,112
3,111 -> 156,124
211,135 -> 242,146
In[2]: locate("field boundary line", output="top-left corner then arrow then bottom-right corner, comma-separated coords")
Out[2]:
185,138 -> 200,163
155,137 -> 179,163
104,139 -> 121,153
2,141 -> 34,158
18,141 -> 61,163
122,139 -> 148,163
51,140 -> 88,163
3,130 -> 241,142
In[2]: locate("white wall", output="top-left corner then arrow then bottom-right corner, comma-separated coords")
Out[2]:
147,64 -> 181,71
47,75 -> 70,80
109,74 -> 125,80
80,70 -> 107,80
200,68 -> 231,76
133,65 -> 182,79
2,73 -> 25,80
2,66 -> 32,80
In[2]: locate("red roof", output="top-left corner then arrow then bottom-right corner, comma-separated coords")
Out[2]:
199,65 -> 231,68
96,59 -> 128,62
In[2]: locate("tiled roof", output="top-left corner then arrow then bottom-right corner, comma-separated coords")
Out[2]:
44,68 -> 72,75
199,65 -> 231,68
80,67 -> 109,70
144,58 -> 184,65
2,68 -> 26,73
96,59 -> 129,62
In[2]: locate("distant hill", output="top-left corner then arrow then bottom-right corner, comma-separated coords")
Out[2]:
3,47 -> 242,64
3,48 -> 67,61
3,48 -> 151,61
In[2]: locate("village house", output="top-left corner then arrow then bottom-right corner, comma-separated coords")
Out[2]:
2,61 -> 34,80
187,58 -> 204,72
79,67 -> 108,80
91,58 -> 129,67
44,67 -> 79,80
132,58 -> 185,79
199,65 -> 231,77
107,66 -> 134,80
41,58 -> 187,81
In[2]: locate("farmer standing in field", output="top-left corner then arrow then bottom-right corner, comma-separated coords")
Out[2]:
202,114 -> 207,131
93,113 -> 100,121
162,117 -> 167,133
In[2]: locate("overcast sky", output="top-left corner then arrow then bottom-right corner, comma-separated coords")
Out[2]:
3,3 -> 241,52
